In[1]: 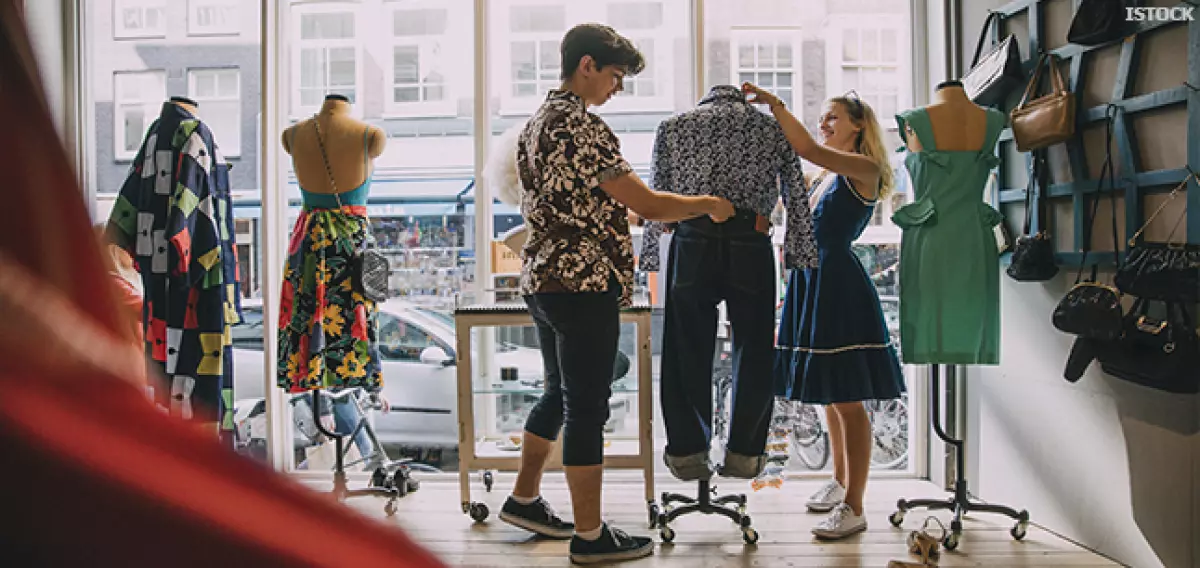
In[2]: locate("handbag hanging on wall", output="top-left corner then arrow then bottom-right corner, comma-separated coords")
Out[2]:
1096,299 -> 1200,394
961,11 -> 1025,107
1052,107 -> 1123,341
1007,152 -> 1059,281
1011,53 -> 1077,152
1067,0 -> 1131,46
1114,174 -> 1200,304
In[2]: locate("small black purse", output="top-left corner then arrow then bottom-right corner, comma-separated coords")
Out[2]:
1114,175 -> 1200,304
1067,0 -> 1131,46
1007,152 -> 1059,282
1052,109 -> 1123,340
962,11 -> 1025,107
312,119 -> 392,303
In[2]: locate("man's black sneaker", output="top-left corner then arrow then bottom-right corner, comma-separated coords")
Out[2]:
497,496 -> 574,539
569,523 -> 654,565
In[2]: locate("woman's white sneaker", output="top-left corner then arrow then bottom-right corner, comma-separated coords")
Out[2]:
811,503 -> 867,540
805,479 -> 846,512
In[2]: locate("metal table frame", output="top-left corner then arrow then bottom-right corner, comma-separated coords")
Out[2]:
452,304 -> 656,524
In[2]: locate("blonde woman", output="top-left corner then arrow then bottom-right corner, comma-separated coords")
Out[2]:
742,83 -> 905,540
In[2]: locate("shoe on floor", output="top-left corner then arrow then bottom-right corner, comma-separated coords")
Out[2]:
569,523 -> 654,565
497,495 -> 574,539
663,451 -> 712,481
811,503 -> 868,540
718,451 -> 766,479
806,478 -> 846,512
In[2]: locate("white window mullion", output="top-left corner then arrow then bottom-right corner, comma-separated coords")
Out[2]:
114,70 -> 166,160
188,68 -> 242,157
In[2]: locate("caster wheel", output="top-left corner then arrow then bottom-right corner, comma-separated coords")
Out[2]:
384,500 -> 397,517
1011,522 -> 1028,541
482,471 -> 494,493
943,532 -> 960,551
739,515 -> 752,528
370,468 -> 388,488
647,503 -> 660,529
659,526 -> 675,543
468,502 -> 489,523
742,528 -> 759,545
888,510 -> 905,527
395,476 -> 409,498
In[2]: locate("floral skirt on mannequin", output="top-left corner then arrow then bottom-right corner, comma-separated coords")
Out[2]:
277,206 -> 383,393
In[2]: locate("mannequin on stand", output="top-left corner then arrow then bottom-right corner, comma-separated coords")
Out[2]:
890,81 -> 1028,550
278,95 -> 412,509
107,93 -> 242,442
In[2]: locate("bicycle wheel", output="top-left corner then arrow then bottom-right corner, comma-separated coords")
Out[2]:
867,397 -> 909,469
788,403 -> 830,471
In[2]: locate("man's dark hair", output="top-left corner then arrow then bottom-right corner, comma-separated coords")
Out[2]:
560,23 -> 645,80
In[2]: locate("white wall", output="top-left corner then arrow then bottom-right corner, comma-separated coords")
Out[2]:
958,2 -> 1200,567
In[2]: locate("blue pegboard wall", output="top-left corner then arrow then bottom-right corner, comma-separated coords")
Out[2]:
987,0 -> 1199,265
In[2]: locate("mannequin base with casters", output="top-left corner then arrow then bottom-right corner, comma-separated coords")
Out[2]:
888,365 -> 1029,550
310,388 -> 413,517
657,480 -> 758,544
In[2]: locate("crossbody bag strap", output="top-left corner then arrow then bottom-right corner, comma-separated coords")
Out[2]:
310,115 -> 344,209
1023,154 -> 1037,236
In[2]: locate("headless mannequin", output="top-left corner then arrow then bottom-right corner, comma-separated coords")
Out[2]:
282,95 -> 386,194
904,81 -> 988,153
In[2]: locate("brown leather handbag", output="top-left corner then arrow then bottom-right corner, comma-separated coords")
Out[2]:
1011,54 -> 1076,152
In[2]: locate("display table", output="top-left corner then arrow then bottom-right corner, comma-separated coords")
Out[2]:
452,303 -> 657,525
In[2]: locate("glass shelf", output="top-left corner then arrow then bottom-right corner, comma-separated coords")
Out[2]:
473,380 -> 640,395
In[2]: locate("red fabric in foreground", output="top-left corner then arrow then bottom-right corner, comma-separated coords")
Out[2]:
0,3 -> 444,566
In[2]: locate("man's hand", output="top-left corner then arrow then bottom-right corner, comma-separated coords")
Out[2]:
707,196 -> 735,223
370,392 -> 390,413
742,82 -> 784,109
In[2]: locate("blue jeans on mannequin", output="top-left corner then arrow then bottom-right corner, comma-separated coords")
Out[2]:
661,214 -> 776,463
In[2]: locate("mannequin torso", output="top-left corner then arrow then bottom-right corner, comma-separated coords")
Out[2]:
282,96 -> 386,195
904,82 -> 988,153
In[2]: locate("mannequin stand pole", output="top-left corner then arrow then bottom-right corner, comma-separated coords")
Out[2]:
889,364 -> 1030,550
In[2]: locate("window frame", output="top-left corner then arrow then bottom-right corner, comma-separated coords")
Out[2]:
290,3 -> 363,119
187,0 -> 242,37
383,2 -> 458,118
113,70 -> 167,162
187,67 -> 243,157
729,30 -> 802,112
112,0 -> 167,40
823,14 -> 908,130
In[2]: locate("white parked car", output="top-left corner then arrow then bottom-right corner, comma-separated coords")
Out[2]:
230,299 -> 631,450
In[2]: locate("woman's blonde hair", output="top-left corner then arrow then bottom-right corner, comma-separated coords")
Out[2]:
828,95 -> 895,200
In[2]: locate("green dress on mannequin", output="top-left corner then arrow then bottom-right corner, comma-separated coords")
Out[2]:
892,107 -> 1006,365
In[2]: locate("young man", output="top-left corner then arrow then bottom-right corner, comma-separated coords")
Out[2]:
498,23 -> 734,565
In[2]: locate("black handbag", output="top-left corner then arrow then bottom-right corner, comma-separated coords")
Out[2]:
1067,0 -> 1131,46
1114,175 -> 1200,304
962,11 -> 1025,107
1007,152 -> 1059,282
1096,299 -> 1200,394
312,118 -> 392,303
1052,108 -> 1122,340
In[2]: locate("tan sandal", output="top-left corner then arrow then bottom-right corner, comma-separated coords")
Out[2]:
887,516 -> 944,567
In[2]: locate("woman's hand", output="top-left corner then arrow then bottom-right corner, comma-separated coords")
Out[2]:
742,82 -> 784,109
707,196 -> 735,223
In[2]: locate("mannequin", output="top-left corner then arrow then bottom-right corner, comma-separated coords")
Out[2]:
889,81 -> 1028,549
106,93 -> 242,443
903,81 -> 988,153
282,94 -> 385,195
277,94 -> 390,475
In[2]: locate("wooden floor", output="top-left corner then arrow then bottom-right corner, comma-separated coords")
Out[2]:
328,474 -> 1121,567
